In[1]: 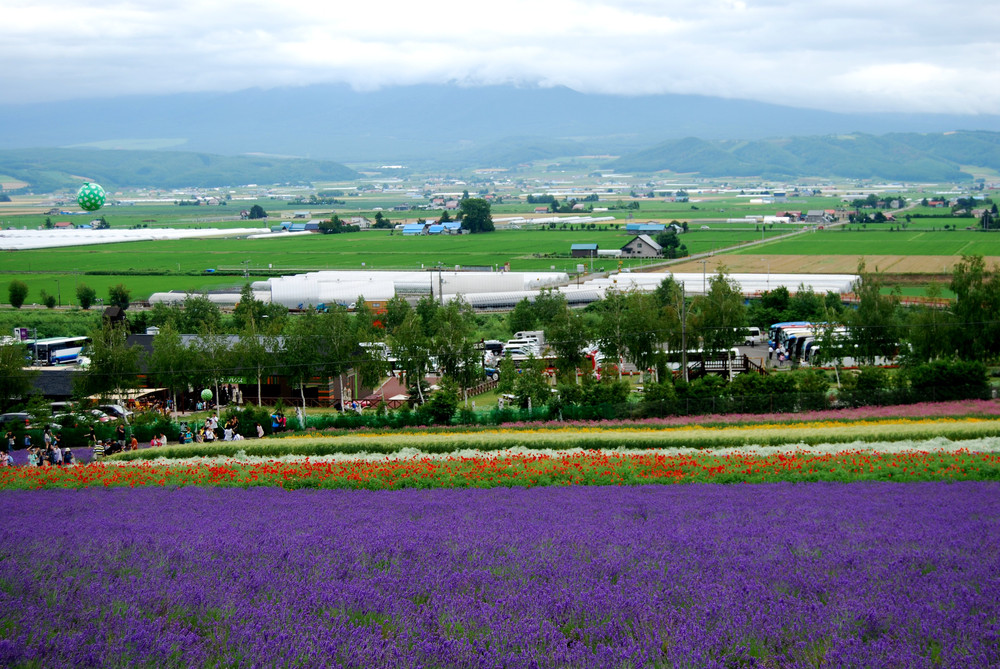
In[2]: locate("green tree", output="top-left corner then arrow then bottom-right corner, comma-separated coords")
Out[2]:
547,305 -> 590,383
108,284 -> 131,311
248,204 -> 268,219
415,295 -> 440,338
848,261 -> 900,365
389,311 -> 432,404
432,299 -> 477,388
692,270 -> 746,354
512,355 -> 551,410
382,295 -> 412,335
458,198 -> 494,233
507,298 -> 536,334
191,325 -> 233,410
950,255 -> 1000,361
40,291 -> 56,309
786,286 -> 825,321
75,321 -> 143,404
76,283 -> 97,310
531,289 -> 567,330
900,284 -> 955,362
282,308 -> 326,413
148,322 -> 194,412
654,230 -> 681,258
417,378 -> 460,424
0,341 -> 35,411
179,294 -> 223,333
350,299 -> 388,400
234,304 -> 282,406
651,276 -> 687,350
232,283 -> 266,332
621,291 -> 663,383
596,289 -> 630,380
8,280 -> 28,309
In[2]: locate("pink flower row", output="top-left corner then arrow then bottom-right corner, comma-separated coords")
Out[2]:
503,399 -> 1000,429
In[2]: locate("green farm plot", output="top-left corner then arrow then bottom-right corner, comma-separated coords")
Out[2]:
0,227 -> 781,300
731,229 -> 1000,256
2,274 -> 248,308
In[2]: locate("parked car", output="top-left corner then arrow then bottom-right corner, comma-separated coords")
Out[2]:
0,413 -> 60,430
99,405 -> 133,421
54,409 -> 110,428
0,412 -> 30,427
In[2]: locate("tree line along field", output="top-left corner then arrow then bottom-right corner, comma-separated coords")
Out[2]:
0,226 -> 783,303
1,191 -> 848,230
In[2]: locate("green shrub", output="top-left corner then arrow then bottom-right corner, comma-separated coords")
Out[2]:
792,368 -> 831,411
905,359 -> 990,402
417,383 -> 460,425
840,367 -> 892,407
636,381 -> 678,417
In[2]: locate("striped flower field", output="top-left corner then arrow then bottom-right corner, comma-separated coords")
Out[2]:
5,445 -> 1000,490
4,407 -> 1000,667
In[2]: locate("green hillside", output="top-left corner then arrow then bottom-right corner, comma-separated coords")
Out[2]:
608,131 -> 1000,181
0,148 -> 359,192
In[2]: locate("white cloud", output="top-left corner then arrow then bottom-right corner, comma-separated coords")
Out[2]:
1,0 -> 998,114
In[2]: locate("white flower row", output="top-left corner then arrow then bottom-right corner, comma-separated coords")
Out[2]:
100,436 -> 1000,467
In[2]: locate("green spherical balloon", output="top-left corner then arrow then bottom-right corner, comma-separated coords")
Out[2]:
77,182 -> 106,211
200,389 -> 213,401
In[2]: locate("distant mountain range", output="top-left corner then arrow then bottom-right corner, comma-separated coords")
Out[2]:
0,84 -> 999,185
608,131 -> 1000,182
0,148 -> 357,192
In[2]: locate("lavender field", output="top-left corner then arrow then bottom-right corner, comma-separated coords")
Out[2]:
2,483 -> 999,668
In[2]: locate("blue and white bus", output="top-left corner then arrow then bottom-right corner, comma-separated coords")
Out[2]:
26,336 -> 90,365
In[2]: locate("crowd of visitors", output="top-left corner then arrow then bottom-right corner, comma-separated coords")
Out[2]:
3,426 -> 74,467
2,395 -> 281,466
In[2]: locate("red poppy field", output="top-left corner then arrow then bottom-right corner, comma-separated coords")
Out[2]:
3,448 -> 999,490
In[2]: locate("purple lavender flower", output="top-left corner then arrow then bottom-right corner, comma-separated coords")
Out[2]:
0,483 -> 997,667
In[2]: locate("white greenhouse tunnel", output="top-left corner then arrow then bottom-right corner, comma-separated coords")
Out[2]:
147,270 -> 859,310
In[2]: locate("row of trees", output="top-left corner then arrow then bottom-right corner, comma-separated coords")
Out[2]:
5,255 -> 999,417
7,281 -> 129,310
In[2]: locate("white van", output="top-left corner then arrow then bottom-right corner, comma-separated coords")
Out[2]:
742,327 -> 764,347
513,330 -> 545,347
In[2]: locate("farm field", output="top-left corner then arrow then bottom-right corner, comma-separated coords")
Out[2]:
3,483 -> 999,667
5,402 -> 1000,666
730,228 -> 1000,257
669,253 -> 998,276
663,228 -> 1000,276
0,227 -> 782,301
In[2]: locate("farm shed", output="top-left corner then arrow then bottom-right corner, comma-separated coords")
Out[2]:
571,243 -> 599,258
620,235 -> 662,258
625,223 -> 666,234
402,223 -> 426,235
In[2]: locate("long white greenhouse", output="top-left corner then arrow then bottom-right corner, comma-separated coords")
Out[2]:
147,270 -> 859,310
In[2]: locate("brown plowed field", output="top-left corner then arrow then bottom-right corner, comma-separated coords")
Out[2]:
663,254 -> 1000,275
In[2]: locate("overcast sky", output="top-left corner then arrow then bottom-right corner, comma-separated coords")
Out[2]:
4,0 -> 998,114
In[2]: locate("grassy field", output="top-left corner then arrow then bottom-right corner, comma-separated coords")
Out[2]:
0,226 -> 784,301
730,228 -> 1000,256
